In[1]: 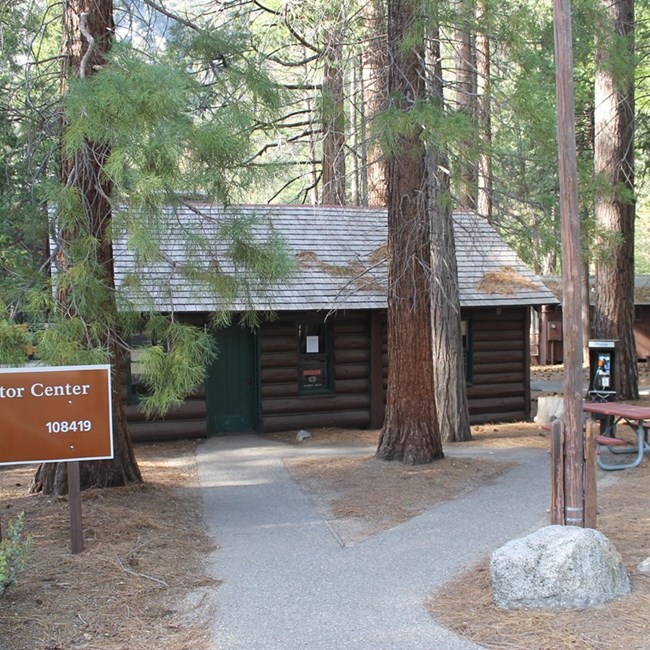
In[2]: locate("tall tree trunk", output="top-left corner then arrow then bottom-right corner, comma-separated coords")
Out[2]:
321,26 -> 346,205
454,0 -> 477,209
376,0 -> 443,465
593,0 -> 638,400
33,0 -> 141,495
307,96 -> 320,204
362,0 -> 388,207
475,0 -> 492,222
427,27 -> 471,443
350,57 -> 361,205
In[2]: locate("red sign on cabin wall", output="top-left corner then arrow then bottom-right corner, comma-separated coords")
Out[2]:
0,365 -> 114,465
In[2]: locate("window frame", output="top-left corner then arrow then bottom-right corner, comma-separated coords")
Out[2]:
296,320 -> 334,395
126,332 -> 167,404
462,318 -> 474,387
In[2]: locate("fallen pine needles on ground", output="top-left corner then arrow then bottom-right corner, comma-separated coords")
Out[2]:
0,441 -> 217,650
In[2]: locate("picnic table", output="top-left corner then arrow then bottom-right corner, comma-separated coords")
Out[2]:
583,401 -> 650,471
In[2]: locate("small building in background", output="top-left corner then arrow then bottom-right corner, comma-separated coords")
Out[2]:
533,275 -> 650,365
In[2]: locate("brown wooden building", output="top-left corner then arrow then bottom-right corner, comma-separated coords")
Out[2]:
533,275 -> 650,365
114,205 -> 558,441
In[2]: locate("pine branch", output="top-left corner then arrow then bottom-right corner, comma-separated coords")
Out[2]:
78,13 -> 95,79
268,171 -> 314,202
247,128 -> 319,162
282,83 -> 322,91
283,13 -> 320,54
115,555 -> 169,587
300,170 -> 322,203
138,0 -> 201,32
266,53 -> 320,68
251,0 -> 281,15
254,108 -> 314,130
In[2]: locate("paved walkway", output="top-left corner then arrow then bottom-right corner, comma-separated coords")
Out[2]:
197,435 -> 551,650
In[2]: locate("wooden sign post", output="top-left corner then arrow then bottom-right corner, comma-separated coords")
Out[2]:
0,365 -> 113,553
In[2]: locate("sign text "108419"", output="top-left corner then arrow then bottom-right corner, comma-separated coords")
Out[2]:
46,420 -> 93,434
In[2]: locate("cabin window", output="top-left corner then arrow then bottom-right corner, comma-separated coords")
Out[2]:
297,321 -> 333,394
127,334 -> 150,403
126,333 -> 168,403
462,319 -> 474,386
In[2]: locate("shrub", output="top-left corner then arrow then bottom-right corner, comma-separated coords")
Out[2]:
0,513 -> 32,597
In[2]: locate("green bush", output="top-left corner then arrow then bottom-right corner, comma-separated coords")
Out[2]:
0,513 -> 32,597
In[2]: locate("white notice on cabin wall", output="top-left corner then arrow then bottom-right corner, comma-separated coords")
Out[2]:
306,336 -> 319,353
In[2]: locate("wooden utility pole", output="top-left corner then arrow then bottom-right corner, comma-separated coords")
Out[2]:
552,0 -> 587,526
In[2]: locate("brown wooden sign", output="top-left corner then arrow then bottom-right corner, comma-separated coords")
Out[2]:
0,365 -> 113,465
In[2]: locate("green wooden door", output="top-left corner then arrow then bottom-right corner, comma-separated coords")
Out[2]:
206,326 -> 259,434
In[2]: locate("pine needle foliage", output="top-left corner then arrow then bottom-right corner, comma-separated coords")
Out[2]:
135,319 -> 216,418
2,17 -> 294,419
0,318 -> 32,367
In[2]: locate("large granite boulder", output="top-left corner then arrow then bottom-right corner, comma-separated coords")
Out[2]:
490,525 -> 630,609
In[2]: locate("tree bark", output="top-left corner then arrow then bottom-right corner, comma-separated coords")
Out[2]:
361,0 -> 388,207
321,26 -> 346,205
475,0 -> 492,222
593,0 -> 638,400
427,28 -> 471,443
454,0 -> 477,210
33,0 -> 141,495
376,0 -> 443,464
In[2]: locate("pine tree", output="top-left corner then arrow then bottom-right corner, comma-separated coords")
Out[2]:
31,0 -> 142,494
0,1 -> 293,494
427,14 -> 471,443
376,0 -> 444,464
593,0 -> 638,399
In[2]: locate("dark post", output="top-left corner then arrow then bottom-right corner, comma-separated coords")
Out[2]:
553,0 -> 586,526
550,420 -> 565,524
369,311 -> 385,429
67,461 -> 84,554
584,419 -> 598,528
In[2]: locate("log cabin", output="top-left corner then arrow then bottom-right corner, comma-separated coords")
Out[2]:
112,204 -> 559,441
533,275 -> 650,365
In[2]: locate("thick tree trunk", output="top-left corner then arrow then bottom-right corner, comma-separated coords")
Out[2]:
361,0 -> 388,207
376,0 -> 443,465
321,27 -> 346,205
33,0 -> 141,495
429,198 -> 471,442
593,0 -> 638,399
427,31 -> 471,443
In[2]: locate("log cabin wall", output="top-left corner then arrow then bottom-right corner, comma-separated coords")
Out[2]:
126,385 -> 207,442
634,305 -> 650,360
537,304 -> 564,365
126,306 -> 532,442
259,311 -> 377,432
125,313 -> 209,443
465,306 -> 531,424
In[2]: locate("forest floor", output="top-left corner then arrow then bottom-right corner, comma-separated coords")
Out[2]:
0,363 -> 648,649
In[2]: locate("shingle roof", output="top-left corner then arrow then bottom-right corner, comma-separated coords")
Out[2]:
112,204 -> 558,312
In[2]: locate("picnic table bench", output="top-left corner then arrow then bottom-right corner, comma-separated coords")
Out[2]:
583,401 -> 650,471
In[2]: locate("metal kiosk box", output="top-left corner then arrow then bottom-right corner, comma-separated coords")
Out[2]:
587,339 -> 621,435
